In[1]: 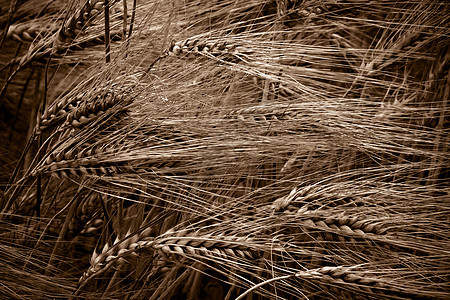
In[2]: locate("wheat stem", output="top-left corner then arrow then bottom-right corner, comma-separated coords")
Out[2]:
236,274 -> 292,300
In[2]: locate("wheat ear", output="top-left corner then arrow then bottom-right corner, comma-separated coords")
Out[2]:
294,210 -> 390,237
37,74 -> 139,135
6,21 -> 59,43
31,143 -> 135,179
36,92 -> 85,134
164,38 -> 243,57
9,1 -> 106,70
67,191 -> 104,237
237,265 -> 435,300
294,266 -> 436,299
79,228 -> 261,285
145,37 -> 254,70
58,0 -> 105,43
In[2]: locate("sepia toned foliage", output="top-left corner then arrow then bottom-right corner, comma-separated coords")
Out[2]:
0,0 -> 449,299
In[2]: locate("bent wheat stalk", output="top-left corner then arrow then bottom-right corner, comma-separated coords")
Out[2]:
237,265 -> 441,300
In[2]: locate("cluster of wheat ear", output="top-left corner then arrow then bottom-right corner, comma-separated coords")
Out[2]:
0,0 -> 449,299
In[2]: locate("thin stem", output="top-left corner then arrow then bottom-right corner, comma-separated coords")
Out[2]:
127,0 -> 137,40
122,0 -> 128,40
104,0 -> 111,63
35,59 -> 49,218
235,274 -> 294,300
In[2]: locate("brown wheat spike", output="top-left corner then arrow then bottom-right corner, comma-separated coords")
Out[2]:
32,155 -> 135,179
293,209 -> 391,237
5,4 -> 127,45
3,0 -> 130,90
37,73 -> 140,135
8,0 -> 107,70
236,264 -> 440,300
161,37 -> 254,64
62,89 -> 127,130
6,1 -> 129,70
225,104 -> 301,126
78,217 -> 104,235
52,0 -> 107,51
51,1 -> 131,58
67,191 -> 103,238
271,184 -> 366,213
79,228 -> 261,285
30,125 -> 186,179
57,0 -> 105,44
268,191 -> 393,244
37,91 -> 86,134
294,266 -> 436,299
37,87 -> 104,134
6,21 -> 59,43
29,138 -> 130,179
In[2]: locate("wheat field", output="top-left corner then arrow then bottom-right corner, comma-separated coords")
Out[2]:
0,0 -> 449,299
